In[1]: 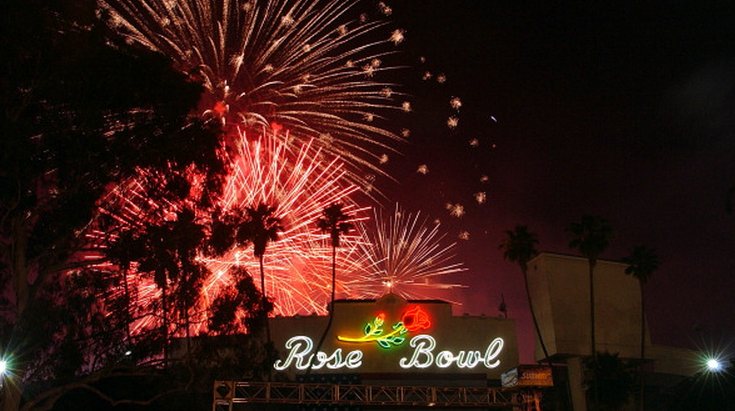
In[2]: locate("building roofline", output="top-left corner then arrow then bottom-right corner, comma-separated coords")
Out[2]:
529,251 -> 627,267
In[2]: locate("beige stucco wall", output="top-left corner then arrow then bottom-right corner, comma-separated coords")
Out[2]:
526,253 -> 698,378
527,253 -> 648,360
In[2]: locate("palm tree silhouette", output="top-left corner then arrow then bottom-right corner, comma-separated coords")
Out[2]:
500,225 -> 553,370
308,203 -> 353,375
623,245 -> 660,411
317,203 -> 353,310
568,215 -> 613,411
238,203 -> 283,347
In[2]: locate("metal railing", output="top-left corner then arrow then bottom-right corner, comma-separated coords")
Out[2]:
213,381 -> 543,410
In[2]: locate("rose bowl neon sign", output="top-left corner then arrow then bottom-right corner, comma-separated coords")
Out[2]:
273,307 -> 504,372
273,334 -> 504,371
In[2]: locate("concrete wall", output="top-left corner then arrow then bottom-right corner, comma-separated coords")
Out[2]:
527,253 -> 646,360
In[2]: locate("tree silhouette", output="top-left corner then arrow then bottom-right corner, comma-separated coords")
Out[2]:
586,352 -> 635,411
237,203 -> 283,352
568,215 -> 613,411
0,0 -> 223,408
500,226 -> 553,371
140,208 -> 208,364
623,245 -> 660,411
317,203 -> 353,311
308,203 -> 353,374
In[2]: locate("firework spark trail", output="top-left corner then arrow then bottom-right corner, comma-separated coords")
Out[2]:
346,204 -> 466,302
198,130 -> 372,319
99,0 -> 408,187
85,130 -> 374,333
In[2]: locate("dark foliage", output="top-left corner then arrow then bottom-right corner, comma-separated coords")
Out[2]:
586,352 -> 635,411
0,0 -> 227,408
665,363 -> 735,411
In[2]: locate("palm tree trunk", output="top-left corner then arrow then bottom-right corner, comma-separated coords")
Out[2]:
522,267 -> 553,371
259,254 -> 273,381
589,260 -> 597,362
185,302 -> 192,365
589,259 -> 598,411
307,244 -> 338,376
259,255 -> 271,345
331,245 -> 336,306
639,280 -> 646,411
122,269 -> 132,345
161,281 -> 168,368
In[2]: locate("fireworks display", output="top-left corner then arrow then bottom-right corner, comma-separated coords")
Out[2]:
98,0 -> 409,188
345,205 -> 466,302
85,0 -> 492,334
198,130 -> 369,318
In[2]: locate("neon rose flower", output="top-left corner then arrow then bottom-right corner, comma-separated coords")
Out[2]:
401,306 -> 431,332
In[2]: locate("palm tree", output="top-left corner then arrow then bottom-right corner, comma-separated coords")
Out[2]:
568,215 -> 613,411
317,203 -> 353,310
308,203 -> 353,374
238,203 -> 283,347
623,245 -> 660,411
499,225 -> 553,370
567,215 -> 613,363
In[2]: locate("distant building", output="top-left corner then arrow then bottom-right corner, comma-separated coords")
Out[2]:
527,252 -> 699,410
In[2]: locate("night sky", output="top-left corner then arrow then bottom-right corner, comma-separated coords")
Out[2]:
379,1 -> 735,362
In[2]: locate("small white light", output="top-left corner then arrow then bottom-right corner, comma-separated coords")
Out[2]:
0,360 -> 7,375
706,358 -> 722,371
124,350 -> 132,356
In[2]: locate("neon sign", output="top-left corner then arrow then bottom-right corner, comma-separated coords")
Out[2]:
273,335 -> 505,371
273,336 -> 363,371
337,306 -> 432,348
398,335 -> 504,369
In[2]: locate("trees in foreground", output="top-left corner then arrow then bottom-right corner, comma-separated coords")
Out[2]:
0,0 -> 266,409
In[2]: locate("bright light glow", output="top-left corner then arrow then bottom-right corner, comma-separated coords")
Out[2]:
706,358 -> 722,372
0,360 -> 7,375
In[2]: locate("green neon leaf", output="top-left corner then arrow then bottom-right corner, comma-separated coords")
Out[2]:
377,339 -> 390,349
392,322 -> 403,330
364,323 -> 372,335
392,336 -> 405,345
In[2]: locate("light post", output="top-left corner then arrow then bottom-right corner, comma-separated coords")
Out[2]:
0,358 -> 7,390
706,358 -> 722,372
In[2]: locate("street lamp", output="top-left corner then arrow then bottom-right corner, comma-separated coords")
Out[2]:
0,359 -> 7,390
706,358 -> 723,372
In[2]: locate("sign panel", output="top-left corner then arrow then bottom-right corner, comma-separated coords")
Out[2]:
501,365 -> 554,387
270,294 -> 519,378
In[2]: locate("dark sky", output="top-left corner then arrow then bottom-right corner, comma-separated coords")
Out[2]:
382,1 -> 735,361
